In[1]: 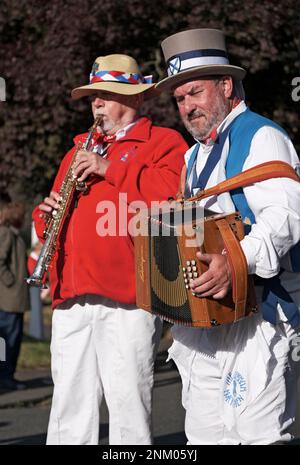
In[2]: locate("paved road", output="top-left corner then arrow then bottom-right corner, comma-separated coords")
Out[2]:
0,358 -> 187,445
1,357 -> 300,445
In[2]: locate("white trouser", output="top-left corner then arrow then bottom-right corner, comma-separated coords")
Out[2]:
46,294 -> 162,445
168,308 -> 300,445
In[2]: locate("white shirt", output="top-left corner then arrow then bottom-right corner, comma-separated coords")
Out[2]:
184,102 -> 300,302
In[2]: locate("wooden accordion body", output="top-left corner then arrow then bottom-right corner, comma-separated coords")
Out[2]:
134,203 -> 257,328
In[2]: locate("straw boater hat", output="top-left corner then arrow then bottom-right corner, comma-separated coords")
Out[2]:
156,28 -> 246,92
72,54 -> 156,100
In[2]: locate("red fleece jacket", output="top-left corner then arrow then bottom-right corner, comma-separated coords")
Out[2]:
32,117 -> 187,308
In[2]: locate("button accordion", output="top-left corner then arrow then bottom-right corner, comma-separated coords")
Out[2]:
134,203 -> 257,328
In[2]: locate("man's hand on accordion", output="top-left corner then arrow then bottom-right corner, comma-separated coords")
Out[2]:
189,251 -> 232,300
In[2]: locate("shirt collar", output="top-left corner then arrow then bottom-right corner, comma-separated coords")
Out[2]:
115,120 -> 138,140
117,116 -> 152,142
215,100 -> 247,136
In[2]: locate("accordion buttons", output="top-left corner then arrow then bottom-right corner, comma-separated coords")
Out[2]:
192,266 -> 197,271
182,267 -> 186,272
191,260 -> 196,265
193,272 -> 198,278
184,279 -> 188,284
186,260 -> 191,266
188,273 -> 193,278
187,266 -> 192,272
185,284 -> 190,289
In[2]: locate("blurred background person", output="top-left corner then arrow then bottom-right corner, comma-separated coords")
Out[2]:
0,195 -> 29,391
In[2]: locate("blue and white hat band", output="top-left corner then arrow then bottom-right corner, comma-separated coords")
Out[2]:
167,49 -> 229,76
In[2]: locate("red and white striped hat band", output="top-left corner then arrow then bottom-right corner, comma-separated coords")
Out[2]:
71,54 -> 157,100
90,70 -> 153,85
167,49 -> 229,76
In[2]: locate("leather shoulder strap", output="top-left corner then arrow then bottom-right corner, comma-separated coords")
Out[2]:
187,161 -> 300,202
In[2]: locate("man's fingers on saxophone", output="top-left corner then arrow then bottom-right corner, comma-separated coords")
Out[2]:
78,168 -> 95,182
49,191 -> 62,203
39,192 -> 62,217
39,204 -> 57,220
73,150 -> 90,174
39,212 -> 49,220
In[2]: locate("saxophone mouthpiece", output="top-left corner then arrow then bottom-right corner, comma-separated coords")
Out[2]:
88,114 -> 103,136
95,114 -> 103,126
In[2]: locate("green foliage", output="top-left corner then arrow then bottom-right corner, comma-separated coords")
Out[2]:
0,0 -> 299,208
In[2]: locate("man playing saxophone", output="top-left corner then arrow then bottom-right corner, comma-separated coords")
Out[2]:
32,54 -> 187,445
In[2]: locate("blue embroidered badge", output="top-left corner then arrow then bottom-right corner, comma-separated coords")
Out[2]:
224,371 -> 247,408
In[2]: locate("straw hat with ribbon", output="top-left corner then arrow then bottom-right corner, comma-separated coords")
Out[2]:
156,29 -> 246,92
72,54 -> 156,100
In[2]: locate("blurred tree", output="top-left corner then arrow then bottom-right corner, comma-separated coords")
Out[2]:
0,0 -> 299,213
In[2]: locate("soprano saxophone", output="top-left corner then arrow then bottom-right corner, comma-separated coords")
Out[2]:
27,115 -> 102,287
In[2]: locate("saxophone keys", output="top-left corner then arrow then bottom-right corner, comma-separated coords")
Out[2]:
76,181 -> 88,191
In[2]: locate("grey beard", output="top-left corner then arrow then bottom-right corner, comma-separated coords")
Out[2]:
183,120 -> 211,140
